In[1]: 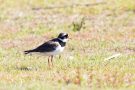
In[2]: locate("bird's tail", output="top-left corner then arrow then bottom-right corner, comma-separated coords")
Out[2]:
24,50 -> 34,54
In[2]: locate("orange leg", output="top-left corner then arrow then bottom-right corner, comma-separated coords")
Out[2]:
48,56 -> 51,67
50,55 -> 53,66
59,55 -> 61,59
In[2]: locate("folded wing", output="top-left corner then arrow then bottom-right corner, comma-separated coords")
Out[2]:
24,40 -> 59,54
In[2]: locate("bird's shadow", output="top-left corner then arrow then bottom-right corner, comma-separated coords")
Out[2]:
15,66 -> 37,71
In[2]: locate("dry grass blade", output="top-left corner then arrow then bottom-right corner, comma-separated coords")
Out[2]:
104,53 -> 121,61
32,2 -> 107,10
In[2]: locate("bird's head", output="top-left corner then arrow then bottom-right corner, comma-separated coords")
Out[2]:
58,33 -> 68,42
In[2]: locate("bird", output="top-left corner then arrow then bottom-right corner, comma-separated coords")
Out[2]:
24,33 -> 68,67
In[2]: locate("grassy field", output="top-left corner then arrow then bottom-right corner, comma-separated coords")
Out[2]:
0,0 -> 135,90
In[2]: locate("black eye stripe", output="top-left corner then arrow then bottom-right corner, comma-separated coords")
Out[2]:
64,35 -> 68,38
59,34 -> 68,39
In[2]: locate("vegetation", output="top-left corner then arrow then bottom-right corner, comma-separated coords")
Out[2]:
0,0 -> 135,90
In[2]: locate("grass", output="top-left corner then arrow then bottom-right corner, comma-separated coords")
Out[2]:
0,0 -> 135,90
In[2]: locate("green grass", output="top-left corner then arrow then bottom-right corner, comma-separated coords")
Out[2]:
0,0 -> 135,90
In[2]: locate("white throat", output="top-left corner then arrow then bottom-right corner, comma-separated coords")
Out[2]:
58,38 -> 68,42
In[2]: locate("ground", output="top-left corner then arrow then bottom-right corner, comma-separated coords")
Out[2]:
0,0 -> 135,90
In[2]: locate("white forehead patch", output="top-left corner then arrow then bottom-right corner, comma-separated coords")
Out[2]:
63,33 -> 67,36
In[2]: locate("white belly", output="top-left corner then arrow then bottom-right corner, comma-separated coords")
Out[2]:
31,45 -> 65,56
48,46 -> 64,55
